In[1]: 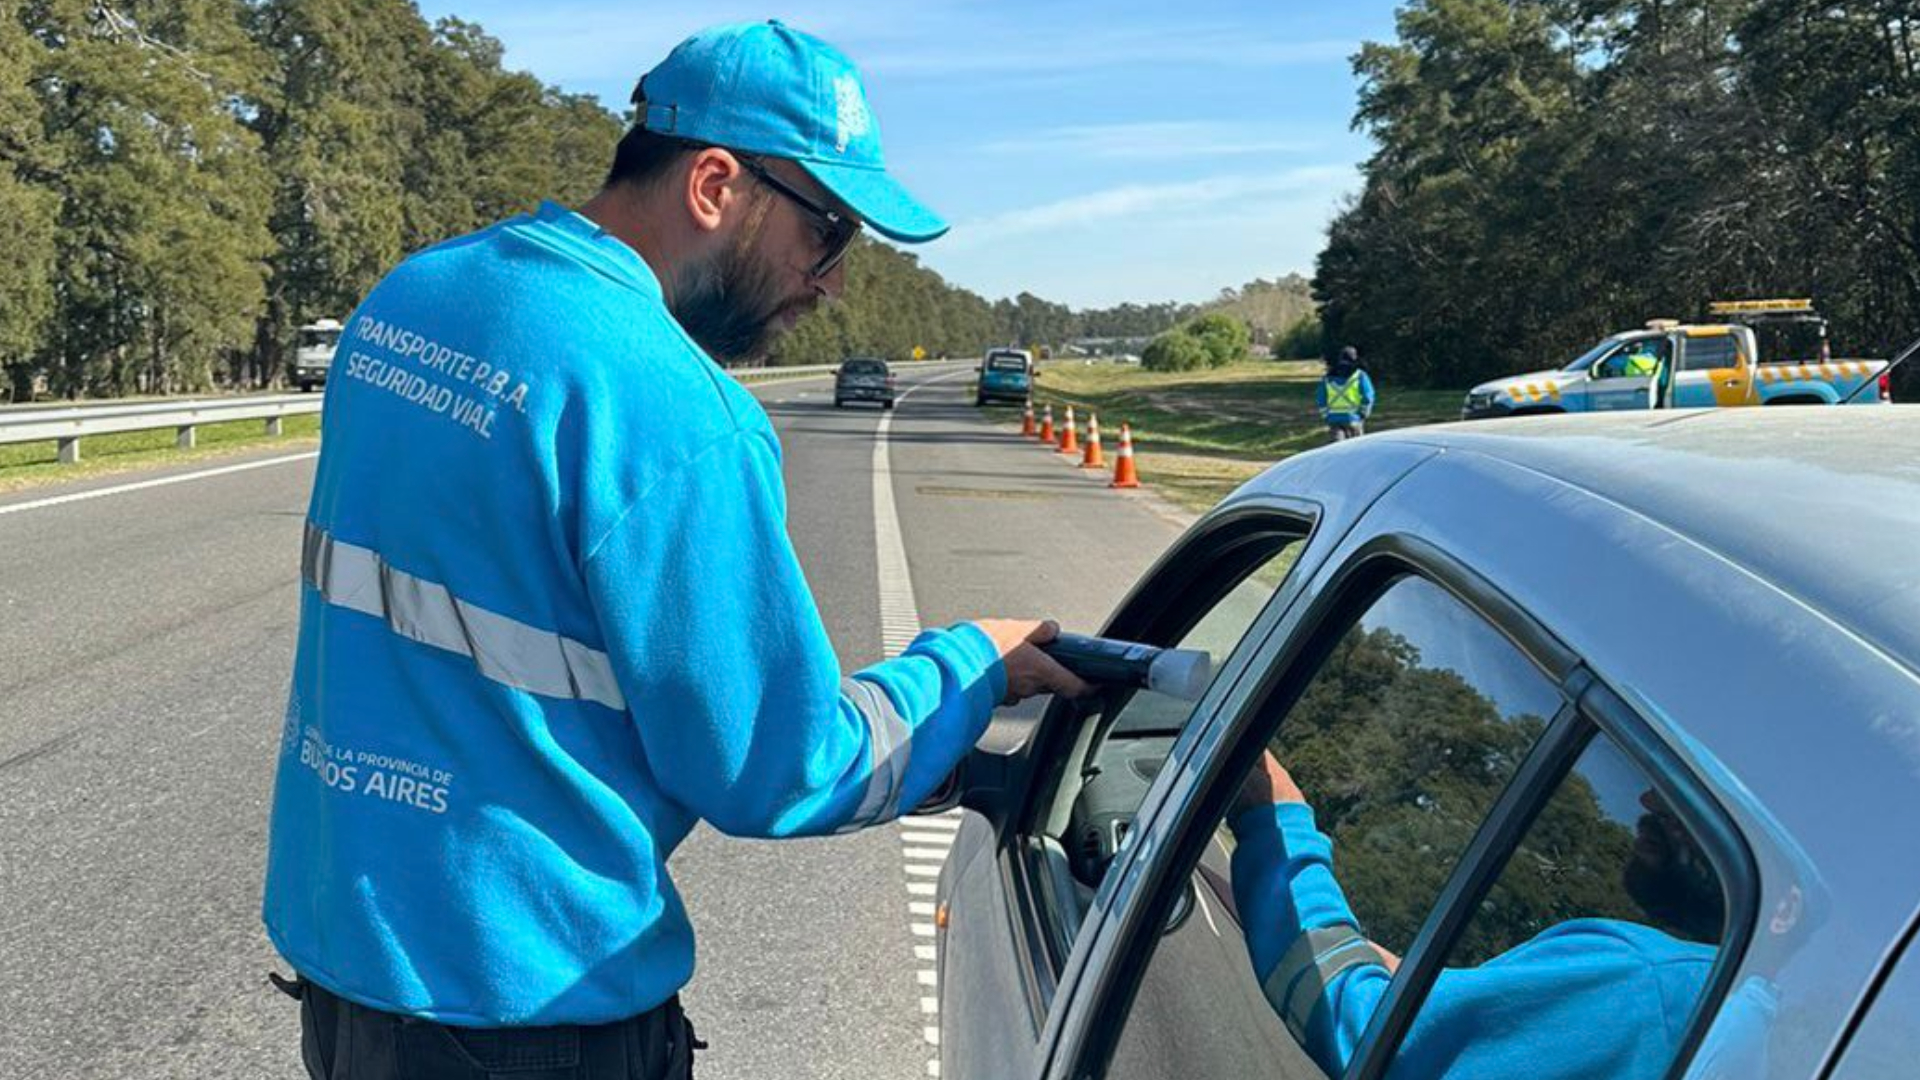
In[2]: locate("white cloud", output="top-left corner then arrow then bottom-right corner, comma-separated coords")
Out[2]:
862,27 -> 1353,78
943,166 -> 1355,250
979,121 -> 1322,161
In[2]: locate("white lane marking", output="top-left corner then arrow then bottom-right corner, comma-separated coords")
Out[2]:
873,368 -> 973,1077
0,450 -> 319,517
1196,886 -> 1221,938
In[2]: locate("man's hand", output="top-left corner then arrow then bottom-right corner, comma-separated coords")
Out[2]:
1233,750 -> 1306,813
973,619 -> 1094,704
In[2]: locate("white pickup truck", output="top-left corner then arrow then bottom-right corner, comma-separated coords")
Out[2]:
1462,300 -> 1892,419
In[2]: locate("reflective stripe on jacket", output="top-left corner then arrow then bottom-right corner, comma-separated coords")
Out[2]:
262,202 -> 1006,1027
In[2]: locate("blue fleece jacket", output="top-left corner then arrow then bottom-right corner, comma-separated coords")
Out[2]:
1229,802 -> 1714,1079
262,202 -> 1006,1026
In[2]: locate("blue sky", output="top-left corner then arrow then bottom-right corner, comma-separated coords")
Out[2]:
416,1 -> 1400,309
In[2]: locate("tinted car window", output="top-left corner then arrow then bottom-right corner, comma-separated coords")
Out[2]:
1679,334 -> 1740,371
1029,533 -> 1306,955
1379,731 -> 1728,1080
1105,574 -> 1564,1080
841,359 -> 887,375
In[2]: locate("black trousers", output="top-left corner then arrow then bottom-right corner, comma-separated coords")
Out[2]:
284,975 -> 700,1080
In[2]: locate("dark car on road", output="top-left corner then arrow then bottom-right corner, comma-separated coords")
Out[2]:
927,408 -> 1920,1080
835,357 -> 895,409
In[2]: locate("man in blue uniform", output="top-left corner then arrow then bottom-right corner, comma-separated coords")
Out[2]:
262,21 -> 1089,1079
1228,753 -> 1721,1079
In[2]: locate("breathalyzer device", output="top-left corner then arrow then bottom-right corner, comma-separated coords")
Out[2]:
1039,633 -> 1214,701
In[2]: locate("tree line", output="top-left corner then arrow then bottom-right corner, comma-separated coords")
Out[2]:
1315,0 -> 1920,391
2,0 -> 626,401
0,2 -> 1302,400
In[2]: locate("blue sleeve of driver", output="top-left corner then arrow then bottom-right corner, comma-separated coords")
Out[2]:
1315,379 -> 1329,414
1230,804 -> 1713,1080
1229,802 -> 1391,1073
582,429 -> 1007,839
1360,372 -> 1376,415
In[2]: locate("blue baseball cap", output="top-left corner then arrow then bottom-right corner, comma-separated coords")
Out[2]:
633,20 -> 947,243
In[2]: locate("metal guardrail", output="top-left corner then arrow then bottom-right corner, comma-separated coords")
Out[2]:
0,394 -> 323,463
0,361 -> 976,464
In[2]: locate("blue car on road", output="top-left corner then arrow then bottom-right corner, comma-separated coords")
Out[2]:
976,348 -> 1033,406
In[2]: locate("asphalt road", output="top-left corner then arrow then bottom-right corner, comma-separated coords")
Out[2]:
0,362 -> 1188,1079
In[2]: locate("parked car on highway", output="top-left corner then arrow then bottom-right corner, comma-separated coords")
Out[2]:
927,408 -> 1920,1080
834,356 -> 895,409
976,348 -> 1034,406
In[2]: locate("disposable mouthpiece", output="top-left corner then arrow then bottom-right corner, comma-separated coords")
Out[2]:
1147,648 -> 1213,702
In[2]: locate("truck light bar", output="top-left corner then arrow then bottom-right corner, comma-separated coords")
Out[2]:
1707,298 -> 1815,315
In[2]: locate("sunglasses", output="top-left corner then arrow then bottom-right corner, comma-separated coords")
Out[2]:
737,155 -> 862,279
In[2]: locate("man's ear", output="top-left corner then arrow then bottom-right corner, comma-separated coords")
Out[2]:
685,148 -> 745,235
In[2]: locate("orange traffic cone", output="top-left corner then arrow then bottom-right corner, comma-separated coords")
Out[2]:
1021,399 -> 1036,437
1038,404 -> 1055,443
1080,412 -> 1105,469
1110,422 -> 1140,488
1058,406 -> 1080,454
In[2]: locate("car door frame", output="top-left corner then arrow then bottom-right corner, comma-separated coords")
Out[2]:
934,495 -> 1329,1080
1041,529 -> 1762,1080
1672,328 -> 1756,408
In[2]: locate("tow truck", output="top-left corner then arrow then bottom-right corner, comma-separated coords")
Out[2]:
1462,299 -> 1893,419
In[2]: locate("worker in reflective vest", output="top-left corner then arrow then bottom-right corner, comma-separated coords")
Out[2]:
1317,346 -> 1377,442
1621,342 -> 1663,379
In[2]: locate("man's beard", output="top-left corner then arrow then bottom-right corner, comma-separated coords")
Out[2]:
670,236 -> 810,365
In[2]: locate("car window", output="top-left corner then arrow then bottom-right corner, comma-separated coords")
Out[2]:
987,355 -> 1027,372
1679,333 -> 1740,372
1376,730 -> 1730,1080
1104,573 -> 1565,1080
841,359 -> 885,374
1027,530 -> 1307,959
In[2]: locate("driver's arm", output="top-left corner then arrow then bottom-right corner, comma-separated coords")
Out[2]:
1228,753 -> 1395,1072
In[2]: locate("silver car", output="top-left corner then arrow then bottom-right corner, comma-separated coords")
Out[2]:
929,408 -> 1920,1080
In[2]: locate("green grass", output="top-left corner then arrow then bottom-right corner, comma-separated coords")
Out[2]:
0,413 -> 322,495
1019,360 -> 1464,513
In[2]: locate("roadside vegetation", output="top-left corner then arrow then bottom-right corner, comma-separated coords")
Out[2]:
0,415 -> 320,495
1025,360 -> 1462,514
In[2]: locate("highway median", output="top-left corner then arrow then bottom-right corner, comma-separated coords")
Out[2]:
1016,359 -> 1463,514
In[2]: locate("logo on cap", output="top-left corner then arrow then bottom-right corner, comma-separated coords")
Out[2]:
833,74 -> 871,154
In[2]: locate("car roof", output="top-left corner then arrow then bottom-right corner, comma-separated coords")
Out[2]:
1242,408 -> 1920,673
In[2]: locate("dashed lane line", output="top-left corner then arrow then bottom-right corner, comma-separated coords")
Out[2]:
872,368 -> 973,1078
